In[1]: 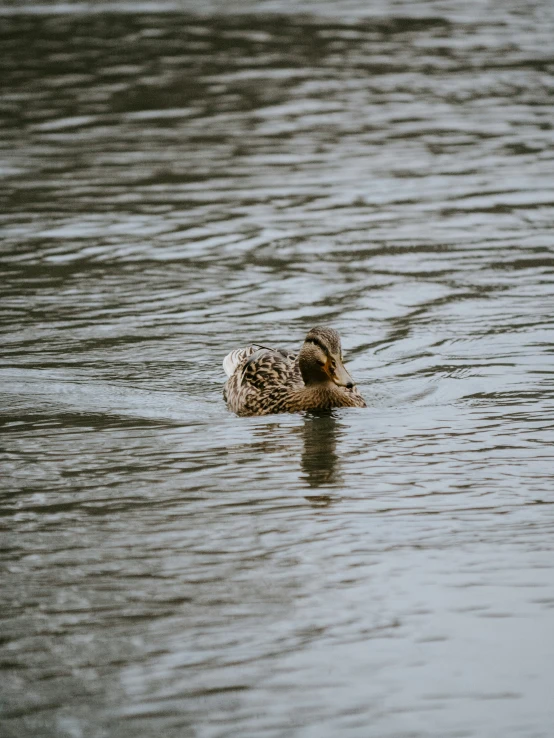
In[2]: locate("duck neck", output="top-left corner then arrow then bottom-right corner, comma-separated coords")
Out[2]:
293,381 -> 346,410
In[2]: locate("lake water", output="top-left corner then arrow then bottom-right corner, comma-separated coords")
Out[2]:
1,2 -> 554,737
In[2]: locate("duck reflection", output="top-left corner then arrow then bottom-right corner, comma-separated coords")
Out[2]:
301,410 -> 342,490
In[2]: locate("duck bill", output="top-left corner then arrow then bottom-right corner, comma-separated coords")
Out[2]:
331,359 -> 354,387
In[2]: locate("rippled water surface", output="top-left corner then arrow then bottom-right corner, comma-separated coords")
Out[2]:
2,2 -> 554,736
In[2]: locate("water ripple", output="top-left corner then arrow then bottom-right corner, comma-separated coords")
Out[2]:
1,4 -> 554,738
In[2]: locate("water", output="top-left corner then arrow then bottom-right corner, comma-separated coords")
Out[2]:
1,2 -> 554,737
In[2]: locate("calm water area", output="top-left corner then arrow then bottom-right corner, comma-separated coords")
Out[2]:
1,1 -> 554,736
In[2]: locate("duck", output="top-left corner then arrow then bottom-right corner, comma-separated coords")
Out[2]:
223,326 -> 366,416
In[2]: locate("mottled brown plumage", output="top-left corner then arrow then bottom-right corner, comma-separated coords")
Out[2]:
223,327 -> 366,416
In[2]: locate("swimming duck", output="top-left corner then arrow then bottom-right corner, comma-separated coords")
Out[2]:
223,326 -> 366,416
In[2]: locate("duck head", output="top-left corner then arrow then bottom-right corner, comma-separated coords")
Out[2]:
298,327 -> 355,388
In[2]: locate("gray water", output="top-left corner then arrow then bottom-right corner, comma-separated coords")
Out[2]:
1,2 -> 554,737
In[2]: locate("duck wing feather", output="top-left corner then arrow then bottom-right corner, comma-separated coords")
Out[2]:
223,346 -> 302,415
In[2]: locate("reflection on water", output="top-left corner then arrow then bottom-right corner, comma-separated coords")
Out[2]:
301,411 -> 342,489
2,2 -> 554,738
